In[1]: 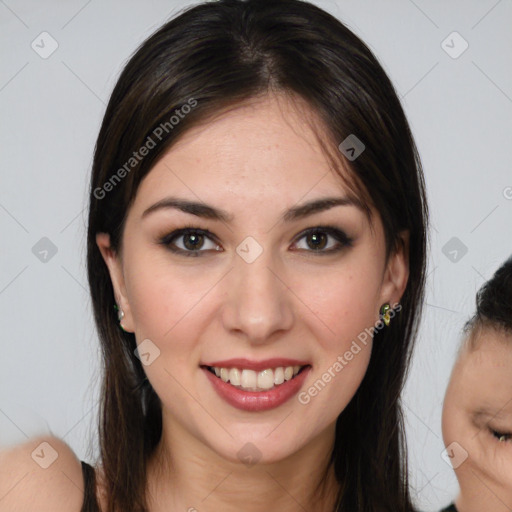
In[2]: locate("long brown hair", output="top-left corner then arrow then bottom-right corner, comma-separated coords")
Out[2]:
86,1 -> 429,510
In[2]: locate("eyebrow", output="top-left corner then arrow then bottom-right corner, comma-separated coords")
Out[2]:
141,196 -> 364,223
473,408 -> 512,421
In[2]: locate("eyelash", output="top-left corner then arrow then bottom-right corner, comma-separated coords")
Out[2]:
489,428 -> 512,443
158,224 -> 353,258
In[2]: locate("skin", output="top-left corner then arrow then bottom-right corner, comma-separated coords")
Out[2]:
442,328 -> 512,512
96,92 -> 409,512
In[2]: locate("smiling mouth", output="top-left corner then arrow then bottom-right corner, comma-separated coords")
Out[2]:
202,364 -> 310,392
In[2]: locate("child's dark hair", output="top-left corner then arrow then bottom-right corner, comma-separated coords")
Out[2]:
463,255 -> 512,345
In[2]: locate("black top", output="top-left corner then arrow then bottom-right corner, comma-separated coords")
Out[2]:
81,460 -> 101,512
440,504 -> 457,512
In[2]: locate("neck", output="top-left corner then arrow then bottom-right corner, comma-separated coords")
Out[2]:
146,410 -> 340,512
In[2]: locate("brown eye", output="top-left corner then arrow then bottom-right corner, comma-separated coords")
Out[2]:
307,232 -> 328,250
293,226 -> 353,254
182,232 -> 205,250
159,227 -> 221,257
159,224 -> 353,258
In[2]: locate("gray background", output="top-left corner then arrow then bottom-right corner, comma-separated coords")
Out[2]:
1,1 -> 511,510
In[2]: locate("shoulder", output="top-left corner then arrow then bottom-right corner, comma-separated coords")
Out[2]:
0,435 -> 85,512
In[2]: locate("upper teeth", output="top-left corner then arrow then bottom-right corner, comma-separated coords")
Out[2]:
211,365 -> 303,391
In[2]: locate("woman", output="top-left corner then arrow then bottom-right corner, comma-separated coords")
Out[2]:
0,0 -> 428,510
441,255 -> 512,512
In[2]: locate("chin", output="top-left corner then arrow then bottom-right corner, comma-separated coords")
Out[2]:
207,432 -> 308,467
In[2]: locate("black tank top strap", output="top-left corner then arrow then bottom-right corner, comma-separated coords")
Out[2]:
80,460 -> 101,512
439,504 -> 458,512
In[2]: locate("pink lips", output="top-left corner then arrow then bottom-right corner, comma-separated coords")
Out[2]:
200,359 -> 311,412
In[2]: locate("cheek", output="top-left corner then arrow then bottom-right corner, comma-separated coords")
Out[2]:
441,393 -> 477,465
441,395 -> 460,446
486,448 -> 512,486
470,432 -> 512,482
297,262 -> 382,351
495,452 -> 512,489
444,408 -> 512,489
125,262 -> 212,409
126,255 -> 214,342
294,266 -> 379,417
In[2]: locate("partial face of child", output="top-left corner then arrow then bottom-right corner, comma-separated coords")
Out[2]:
442,327 -> 512,512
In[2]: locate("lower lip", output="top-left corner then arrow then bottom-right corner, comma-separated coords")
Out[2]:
202,366 -> 311,412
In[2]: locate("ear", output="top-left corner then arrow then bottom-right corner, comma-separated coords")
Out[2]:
96,232 -> 135,333
379,230 -> 410,310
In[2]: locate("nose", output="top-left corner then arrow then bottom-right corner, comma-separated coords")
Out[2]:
221,249 -> 294,345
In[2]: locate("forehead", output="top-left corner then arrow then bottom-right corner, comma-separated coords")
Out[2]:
453,330 -> 512,413
132,94 -> 358,213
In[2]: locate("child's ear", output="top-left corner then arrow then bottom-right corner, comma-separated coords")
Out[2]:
95,232 -> 135,332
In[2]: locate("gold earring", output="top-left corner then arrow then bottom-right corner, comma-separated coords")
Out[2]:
380,303 -> 391,327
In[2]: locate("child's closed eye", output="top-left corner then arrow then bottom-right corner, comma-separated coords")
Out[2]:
489,428 -> 512,443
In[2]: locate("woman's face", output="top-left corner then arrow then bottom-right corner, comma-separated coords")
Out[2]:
442,329 -> 512,510
97,93 -> 408,465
